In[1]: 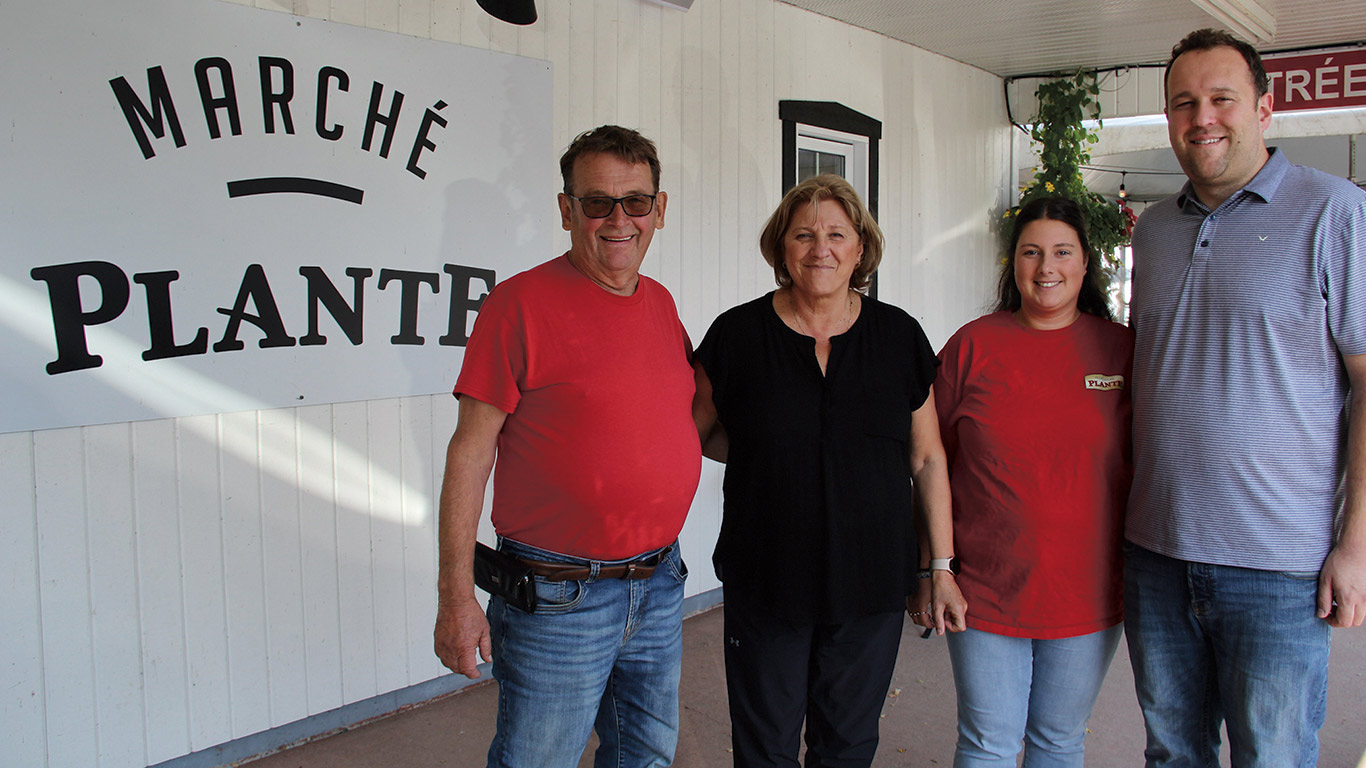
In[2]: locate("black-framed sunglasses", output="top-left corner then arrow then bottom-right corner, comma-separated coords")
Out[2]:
566,193 -> 657,218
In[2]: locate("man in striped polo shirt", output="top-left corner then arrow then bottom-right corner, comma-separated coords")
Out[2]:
1124,28 -> 1366,768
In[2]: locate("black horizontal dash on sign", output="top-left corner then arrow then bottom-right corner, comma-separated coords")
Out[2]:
226,177 -> 364,205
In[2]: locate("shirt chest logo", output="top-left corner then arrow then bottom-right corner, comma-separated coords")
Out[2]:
1084,374 -> 1125,391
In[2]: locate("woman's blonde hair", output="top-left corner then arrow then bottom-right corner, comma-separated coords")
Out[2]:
758,174 -> 883,291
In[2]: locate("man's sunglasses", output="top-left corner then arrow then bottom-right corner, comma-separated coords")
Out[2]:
566,194 -> 657,218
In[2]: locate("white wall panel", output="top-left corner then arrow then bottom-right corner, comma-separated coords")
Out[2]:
397,0 -> 432,38
653,9 -> 684,317
568,0 -> 598,140
290,0 -> 327,21
258,409 -> 309,730
34,427 -> 98,766
331,0 -> 367,27
367,0 -> 400,33
296,404 -> 344,716
86,424 -> 146,768
1138,66 -> 1166,115
595,1 -> 621,122
431,0 -> 461,44
6,1 -> 1008,765
176,414 -> 233,752
132,419 -> 191,765
368,399 -> 412,694
1013,66 -> 1167,126
1102,66 -> 1167,118
222,411 -> 272,739
492,4 -> 523,53
332,400 -> 378,705
400,396 -> 444,682
1,432 -> 45,767
697,2 -> 724,334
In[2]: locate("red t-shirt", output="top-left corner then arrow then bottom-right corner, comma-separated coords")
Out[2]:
455,255 -> 701,560
935,311 -> 1133,638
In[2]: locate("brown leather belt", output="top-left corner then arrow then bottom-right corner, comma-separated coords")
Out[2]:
518,548 -> 669,582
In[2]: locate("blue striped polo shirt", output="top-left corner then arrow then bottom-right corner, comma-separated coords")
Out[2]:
1127,148 -> 1366,571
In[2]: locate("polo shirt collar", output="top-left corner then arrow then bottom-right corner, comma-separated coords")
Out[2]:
1176,146 -> 1287,213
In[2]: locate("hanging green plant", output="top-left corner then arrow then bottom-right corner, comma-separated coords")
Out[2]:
1005,70 -> 1134,269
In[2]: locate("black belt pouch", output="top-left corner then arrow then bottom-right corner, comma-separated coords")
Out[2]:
473,541 -> 538,613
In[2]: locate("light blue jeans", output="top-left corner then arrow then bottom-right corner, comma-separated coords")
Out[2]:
1123,542 -> 1331,768
486,538 -> 688,768
946,625 -> 1122,768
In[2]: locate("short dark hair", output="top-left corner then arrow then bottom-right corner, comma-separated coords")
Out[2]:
1165,28 -> 1269,102
996,197 -> 1112,321
559,125 -> 661,194
759,174 -> 883,291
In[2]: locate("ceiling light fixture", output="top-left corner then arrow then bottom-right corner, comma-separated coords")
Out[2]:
1119,172 -> 1128,200
1189,0 -> 1276,44
476,0 -> 537,25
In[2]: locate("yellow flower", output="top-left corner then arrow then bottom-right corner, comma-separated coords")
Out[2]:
1045,181 -> 1055,193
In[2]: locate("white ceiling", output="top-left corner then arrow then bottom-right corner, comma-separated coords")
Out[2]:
776,0 -> 1366,79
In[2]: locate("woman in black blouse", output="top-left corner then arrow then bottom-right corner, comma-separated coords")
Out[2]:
693,174 -> 966,767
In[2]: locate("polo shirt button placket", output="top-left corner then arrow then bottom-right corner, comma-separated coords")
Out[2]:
1195,217 -> 1216,264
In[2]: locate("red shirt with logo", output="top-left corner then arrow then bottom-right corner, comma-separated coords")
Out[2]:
935,311 -> 1133,638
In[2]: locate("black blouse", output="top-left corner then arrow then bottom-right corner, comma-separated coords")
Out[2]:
695,292 -> 939,623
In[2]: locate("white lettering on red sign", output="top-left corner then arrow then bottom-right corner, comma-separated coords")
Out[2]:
1264,50 -> 1366,111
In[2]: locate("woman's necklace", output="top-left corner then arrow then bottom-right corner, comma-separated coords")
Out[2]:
792,290 -> 854,340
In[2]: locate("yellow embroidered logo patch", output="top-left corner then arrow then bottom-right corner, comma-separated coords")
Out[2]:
1085,375 -> 1125,391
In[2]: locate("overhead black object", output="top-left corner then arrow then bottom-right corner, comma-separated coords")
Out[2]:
476,0 -> 537,25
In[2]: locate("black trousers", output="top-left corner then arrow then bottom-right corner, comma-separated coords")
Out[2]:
722,596 -> 905,768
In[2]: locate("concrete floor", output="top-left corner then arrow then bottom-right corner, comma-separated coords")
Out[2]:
247,605 -> 1366,767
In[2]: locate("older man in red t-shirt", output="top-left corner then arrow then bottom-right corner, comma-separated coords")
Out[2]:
433,125 -> 701,768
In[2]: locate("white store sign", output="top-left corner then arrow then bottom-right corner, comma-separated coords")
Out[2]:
1,0 -> 552,434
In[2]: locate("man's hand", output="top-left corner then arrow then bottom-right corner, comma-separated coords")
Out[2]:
435,597 -> 493,677
1319,539 -> 1366,628
433,396 -> 506,677
1326,352 -> 1366,628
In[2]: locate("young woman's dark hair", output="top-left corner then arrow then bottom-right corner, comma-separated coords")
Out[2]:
995,197 -> 1113,321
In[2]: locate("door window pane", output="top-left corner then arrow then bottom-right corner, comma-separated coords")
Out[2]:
798,149 -> 846,180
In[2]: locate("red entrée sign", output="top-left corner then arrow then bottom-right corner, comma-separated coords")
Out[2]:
1263,49 -> 1366,112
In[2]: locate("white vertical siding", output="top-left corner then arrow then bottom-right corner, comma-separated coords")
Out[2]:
1009,67 -> 1167,126
1099,66 -> 1167,119
2,432 -> 45,767
296,404 -> 345,719
258,408 -> 308,731
331,400 -> 378,705
1,1 -> 1009,766
132,419 -> 192,764
87,424 -> 145,768
34,427 -> 99,766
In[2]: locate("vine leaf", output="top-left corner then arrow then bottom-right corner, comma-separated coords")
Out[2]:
1006,69 -> 1131,275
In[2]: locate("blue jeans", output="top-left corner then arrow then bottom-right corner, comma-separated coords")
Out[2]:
946,625 -> 1121,768
1123,542 -> 1331,768
486,538 -> 688,768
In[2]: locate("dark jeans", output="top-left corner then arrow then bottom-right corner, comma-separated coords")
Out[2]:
722,594 -> 904,768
